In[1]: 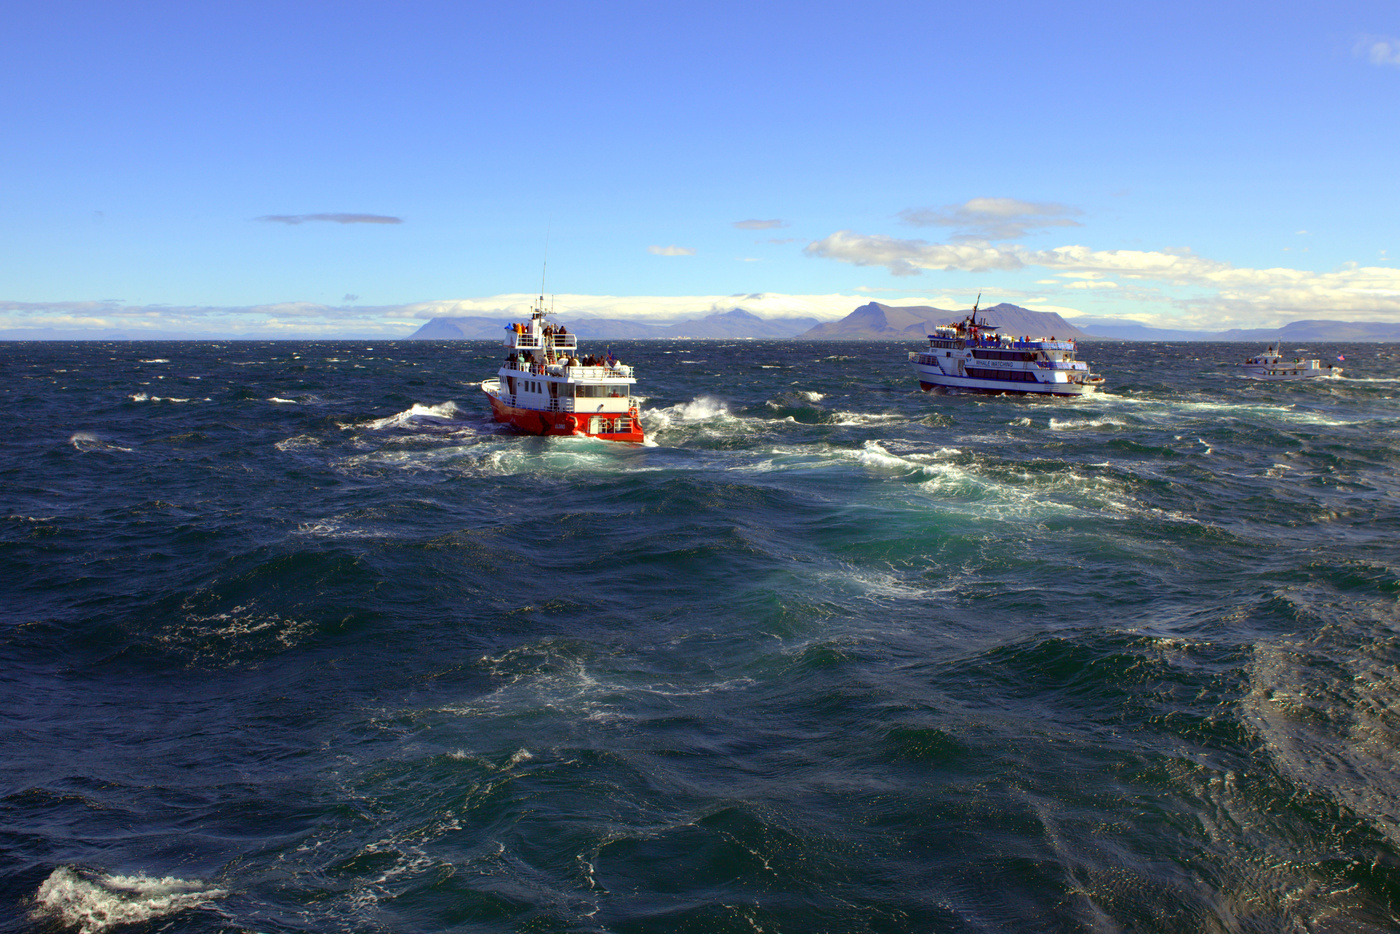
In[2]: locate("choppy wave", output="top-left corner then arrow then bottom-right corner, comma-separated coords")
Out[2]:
1243,614 -> 1400,847
30,867 -> 225,934
8,339 -> 1400,932
68,431 -> 133,452
364,400 -> 467,430
129,392 -> 200,403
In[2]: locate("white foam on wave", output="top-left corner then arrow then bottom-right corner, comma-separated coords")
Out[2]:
670,396 -> 730,421
30,867 -> 225,934
295,518 -> 391,539
433,642 -> 755,726
335,433 -> 647,481
853,440 -> 934,475
801,390 -> 825,403
138,358 -> 170,364
828,411 -> 902,426
1123,397 -> 1361,429
129,392 -> 197,403
275,434 -> 323,452
268,396 -> 298,404
169,602 -> 318,655
847,442 -> 1037,505
365,401 -> 465,431
848,441 -> 1157,523
1048,416 -> 1127,431
736,441 -> 967,479
851,440 -> 966,472
817,564 -> 932,601
69,432 -> 133,453
643,395 -> 736,433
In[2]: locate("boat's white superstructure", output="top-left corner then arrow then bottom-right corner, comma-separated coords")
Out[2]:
481,296 -> 643,442
1239,344 -> 1342,380
908,304 -> 1102,396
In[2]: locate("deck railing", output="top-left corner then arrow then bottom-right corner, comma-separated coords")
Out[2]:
503,361 -> 632,378
508,333 -> 577,351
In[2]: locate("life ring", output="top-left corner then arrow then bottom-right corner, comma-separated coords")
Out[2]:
564,415 -> 578,432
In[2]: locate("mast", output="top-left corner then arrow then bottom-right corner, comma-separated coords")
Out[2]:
538,228 -> 550,315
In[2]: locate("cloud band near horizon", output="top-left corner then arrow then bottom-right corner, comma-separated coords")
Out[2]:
805,230 -> 1400,324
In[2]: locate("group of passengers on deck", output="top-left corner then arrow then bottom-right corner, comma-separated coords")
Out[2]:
507,349 -> 617,374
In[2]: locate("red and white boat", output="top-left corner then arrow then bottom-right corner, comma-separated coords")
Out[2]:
481,296 -> 644,443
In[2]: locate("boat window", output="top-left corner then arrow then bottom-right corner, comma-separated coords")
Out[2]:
572,384 -> 628,398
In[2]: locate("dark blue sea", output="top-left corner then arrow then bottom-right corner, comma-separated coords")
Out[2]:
4,339 -> 1400,933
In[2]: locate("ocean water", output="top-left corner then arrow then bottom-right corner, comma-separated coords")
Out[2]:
3,339 -> 1399,933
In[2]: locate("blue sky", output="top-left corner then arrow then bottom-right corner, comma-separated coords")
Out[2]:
3,0 -> 1398,336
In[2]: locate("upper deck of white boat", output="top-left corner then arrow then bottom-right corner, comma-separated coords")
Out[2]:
484,300 -> 639,417
497,303 -> 635,386
1239,344 -> 1341,378
925,327 -> 1078,353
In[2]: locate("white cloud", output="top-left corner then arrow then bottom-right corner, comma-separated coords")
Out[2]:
648,245 -> 696,256
733,219 -> 787,230
402,292 -> 869,322
257,213 -> 402,225
1064,280 -> 1119,290
0,299 -> 424,338
0,293 -> 907,337
1356,35 -> 1400,67
806,230 -> 1400,325
898,197 -> 1082,241
805,230 -> 1025,275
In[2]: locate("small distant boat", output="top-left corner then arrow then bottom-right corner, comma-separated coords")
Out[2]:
481,294 -> 644,442
907,296 -> 1103,396
1239,344 -> 1342,380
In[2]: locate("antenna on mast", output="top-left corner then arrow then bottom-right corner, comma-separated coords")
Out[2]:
539,228 -> 550,307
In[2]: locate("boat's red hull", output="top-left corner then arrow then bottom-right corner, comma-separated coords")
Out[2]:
485,390 -> 644,443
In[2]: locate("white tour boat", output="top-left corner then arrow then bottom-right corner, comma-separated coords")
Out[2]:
908,301 -> 1102,396
1239,344 -> 1342,380
481,296 -> 644,443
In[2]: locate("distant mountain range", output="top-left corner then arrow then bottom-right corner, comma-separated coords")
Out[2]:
1207,319 -> 1400,342
796,305 -> 1400,342
1072,317 -> 1400,342
409,308 -> 820,341
410,302 -> 1091,343
799,302 -> 1089,340
1069,318 -> 1208,341
8,304 -> 1400,342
